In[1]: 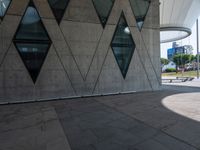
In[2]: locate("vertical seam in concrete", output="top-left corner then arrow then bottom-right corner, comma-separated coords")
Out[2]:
52,44 -> 77,95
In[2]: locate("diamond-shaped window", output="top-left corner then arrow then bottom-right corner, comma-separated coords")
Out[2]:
48,0 -> 69,24
13,1 -> 51,83
111,12 -> 135,78
0,0 -> 11,19
129,0 -> 150,30
92,0 -> 115,28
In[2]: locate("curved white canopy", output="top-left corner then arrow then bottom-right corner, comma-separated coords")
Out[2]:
160,0 -> 200,43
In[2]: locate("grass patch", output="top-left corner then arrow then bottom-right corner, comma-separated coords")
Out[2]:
162,71 -> 198,77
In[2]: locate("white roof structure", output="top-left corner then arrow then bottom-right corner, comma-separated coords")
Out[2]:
160,0 -> 200,43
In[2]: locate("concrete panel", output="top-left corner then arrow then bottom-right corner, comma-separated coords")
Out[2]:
63,0 -> 100,23
35,46 -> 76,100
93,48 -> 124,94
0,0 -> 160,102
130,27 -> 160,90
142,28 -> 161,83
107,0 -> 137,27
0,15 -> 21,67
94,47 -> 152,95
7,0 -> 28,16
85,25 -> 116,94
0,44 -> 35,103
33,0 -> 55,19
61,21 -> 103,79
43,19 -> 85,95
142,0 -> 160,29
122,49 -> 152,92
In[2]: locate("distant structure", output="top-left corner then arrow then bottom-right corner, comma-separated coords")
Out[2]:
162,61 -> 176,72
172,42 -> 179,48
167,42 -> 193,60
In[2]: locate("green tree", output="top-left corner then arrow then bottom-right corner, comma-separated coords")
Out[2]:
173,54 -> 195,72
194,54 -> 200,61
161,58 -> 169,65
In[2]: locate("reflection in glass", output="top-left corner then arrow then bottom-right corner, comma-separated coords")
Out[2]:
15,43 -> 50,82
13,1 -> 51,83
0,0 -> 11,18
92,0 -> 114,28
48,0 -> 69,24
129,0 -> 150,30
15,1 -> 49,40
111,13 -> 135,78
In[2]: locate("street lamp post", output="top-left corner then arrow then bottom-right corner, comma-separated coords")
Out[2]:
196,19 -> 200,79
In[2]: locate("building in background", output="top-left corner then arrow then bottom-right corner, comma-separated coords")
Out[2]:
167,42 -> 193,60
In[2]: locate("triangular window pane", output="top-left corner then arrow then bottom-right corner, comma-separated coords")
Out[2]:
111,13 -> 135,78
129,0 -> 150,30
48,0 -> 69,24
0,0 -> 11,19
15,1 -> 49,41
14,42 -> 50,83
92,0 -> 114,28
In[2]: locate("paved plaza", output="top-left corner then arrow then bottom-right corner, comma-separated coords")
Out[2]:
0,83 -> 200,150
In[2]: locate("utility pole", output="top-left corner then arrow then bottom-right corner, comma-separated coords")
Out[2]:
196,19 -> 200,79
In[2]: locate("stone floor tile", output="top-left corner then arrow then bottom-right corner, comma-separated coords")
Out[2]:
153,133 -> 198,150
132,139 -> 170,150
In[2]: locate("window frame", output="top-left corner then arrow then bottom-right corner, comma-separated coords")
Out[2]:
13,0 -> 52,83
129,0 -> 151,31
47,0 -> 70,24
92,0 -> 115,28
0,0 -> 12,20
110,11 -> 136,79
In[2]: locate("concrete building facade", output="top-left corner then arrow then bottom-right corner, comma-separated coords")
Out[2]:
0,0 -> 160,103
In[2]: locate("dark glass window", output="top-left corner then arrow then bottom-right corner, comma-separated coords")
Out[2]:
92,0 -> 114,28
111,12 -> 135,78
129,0 -> 150,30
48,0 -> 69,24
15,1 -> 49,41
14,43 -> 50,82
13,1 -> 51,83
0,0 -> 11,18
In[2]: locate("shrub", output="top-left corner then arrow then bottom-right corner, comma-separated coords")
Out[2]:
165,68 -> 176,72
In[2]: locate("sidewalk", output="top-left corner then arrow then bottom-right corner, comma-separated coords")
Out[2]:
1,89 -> 200,150
163,77 -> 200,88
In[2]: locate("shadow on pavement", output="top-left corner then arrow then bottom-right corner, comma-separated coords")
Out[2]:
0,87 -> 200,150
